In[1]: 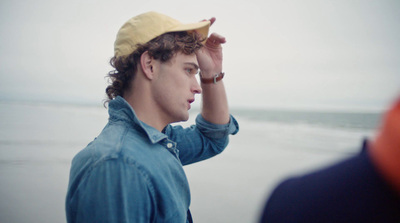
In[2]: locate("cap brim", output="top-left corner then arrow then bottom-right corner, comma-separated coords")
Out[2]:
169,20 -> 210,42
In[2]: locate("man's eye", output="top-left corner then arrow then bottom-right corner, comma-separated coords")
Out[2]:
186,68 -> 198,75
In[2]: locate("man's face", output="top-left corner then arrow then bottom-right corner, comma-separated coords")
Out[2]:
151,52 -> 202,124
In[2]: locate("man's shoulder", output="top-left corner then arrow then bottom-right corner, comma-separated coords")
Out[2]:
262,152 -> 400,222
70,123 -> 146,167
269,153 -> 374,201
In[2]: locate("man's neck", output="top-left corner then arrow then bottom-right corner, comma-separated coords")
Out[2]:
124,90 -> 168,132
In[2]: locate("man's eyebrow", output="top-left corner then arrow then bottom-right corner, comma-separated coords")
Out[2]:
184,62 -> 199,70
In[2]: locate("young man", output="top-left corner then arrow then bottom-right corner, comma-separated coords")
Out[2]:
65,11 -> 239,223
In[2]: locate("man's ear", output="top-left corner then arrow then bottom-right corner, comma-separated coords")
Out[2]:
140,51 -> 155,80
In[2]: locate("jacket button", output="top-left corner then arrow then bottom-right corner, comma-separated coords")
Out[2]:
167,143 -> 173,148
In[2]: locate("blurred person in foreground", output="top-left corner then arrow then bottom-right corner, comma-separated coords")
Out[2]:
65,11 -> 238,223
260,96 -> 400,222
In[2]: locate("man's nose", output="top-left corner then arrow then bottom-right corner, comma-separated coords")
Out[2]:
192,77 -> 202,94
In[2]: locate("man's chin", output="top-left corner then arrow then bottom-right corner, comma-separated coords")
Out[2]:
181,114 -> 189,122
170,113 -> 189,124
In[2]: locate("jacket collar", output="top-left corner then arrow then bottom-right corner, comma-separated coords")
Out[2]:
108,96 -> 167,144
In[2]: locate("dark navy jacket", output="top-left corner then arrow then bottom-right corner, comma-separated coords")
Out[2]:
260,142 -> 400,223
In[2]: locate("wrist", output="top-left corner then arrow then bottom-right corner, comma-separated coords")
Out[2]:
199,71 -> 225,84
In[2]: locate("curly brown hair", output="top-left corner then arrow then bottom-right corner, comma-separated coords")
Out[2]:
105,31 -> 204,103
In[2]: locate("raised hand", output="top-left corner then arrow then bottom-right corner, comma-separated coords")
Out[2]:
196,18 -> 226,77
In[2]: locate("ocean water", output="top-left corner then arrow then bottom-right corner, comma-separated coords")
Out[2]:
0,101 -> 382,223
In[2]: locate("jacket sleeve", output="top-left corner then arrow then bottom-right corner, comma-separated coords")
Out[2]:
66,158 -> 156,223
165,114 -> 239,165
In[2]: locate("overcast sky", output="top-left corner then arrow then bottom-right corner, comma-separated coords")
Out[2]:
1,0 -> 399,111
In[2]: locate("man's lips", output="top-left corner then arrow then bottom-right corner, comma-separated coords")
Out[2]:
188,99 -> 195,109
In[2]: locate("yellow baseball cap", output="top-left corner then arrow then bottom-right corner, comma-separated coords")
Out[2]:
114,11 -> 211,58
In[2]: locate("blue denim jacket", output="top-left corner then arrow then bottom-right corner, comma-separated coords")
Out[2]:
65,96 -> 239,223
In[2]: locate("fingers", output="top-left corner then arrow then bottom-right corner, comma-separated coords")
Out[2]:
198,17 -> 224,45
206,33 -> 226,48
209,17 -> 216,26
200,17 -> 216,26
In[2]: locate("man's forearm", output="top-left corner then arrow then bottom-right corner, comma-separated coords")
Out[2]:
201,79 -> 230,125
